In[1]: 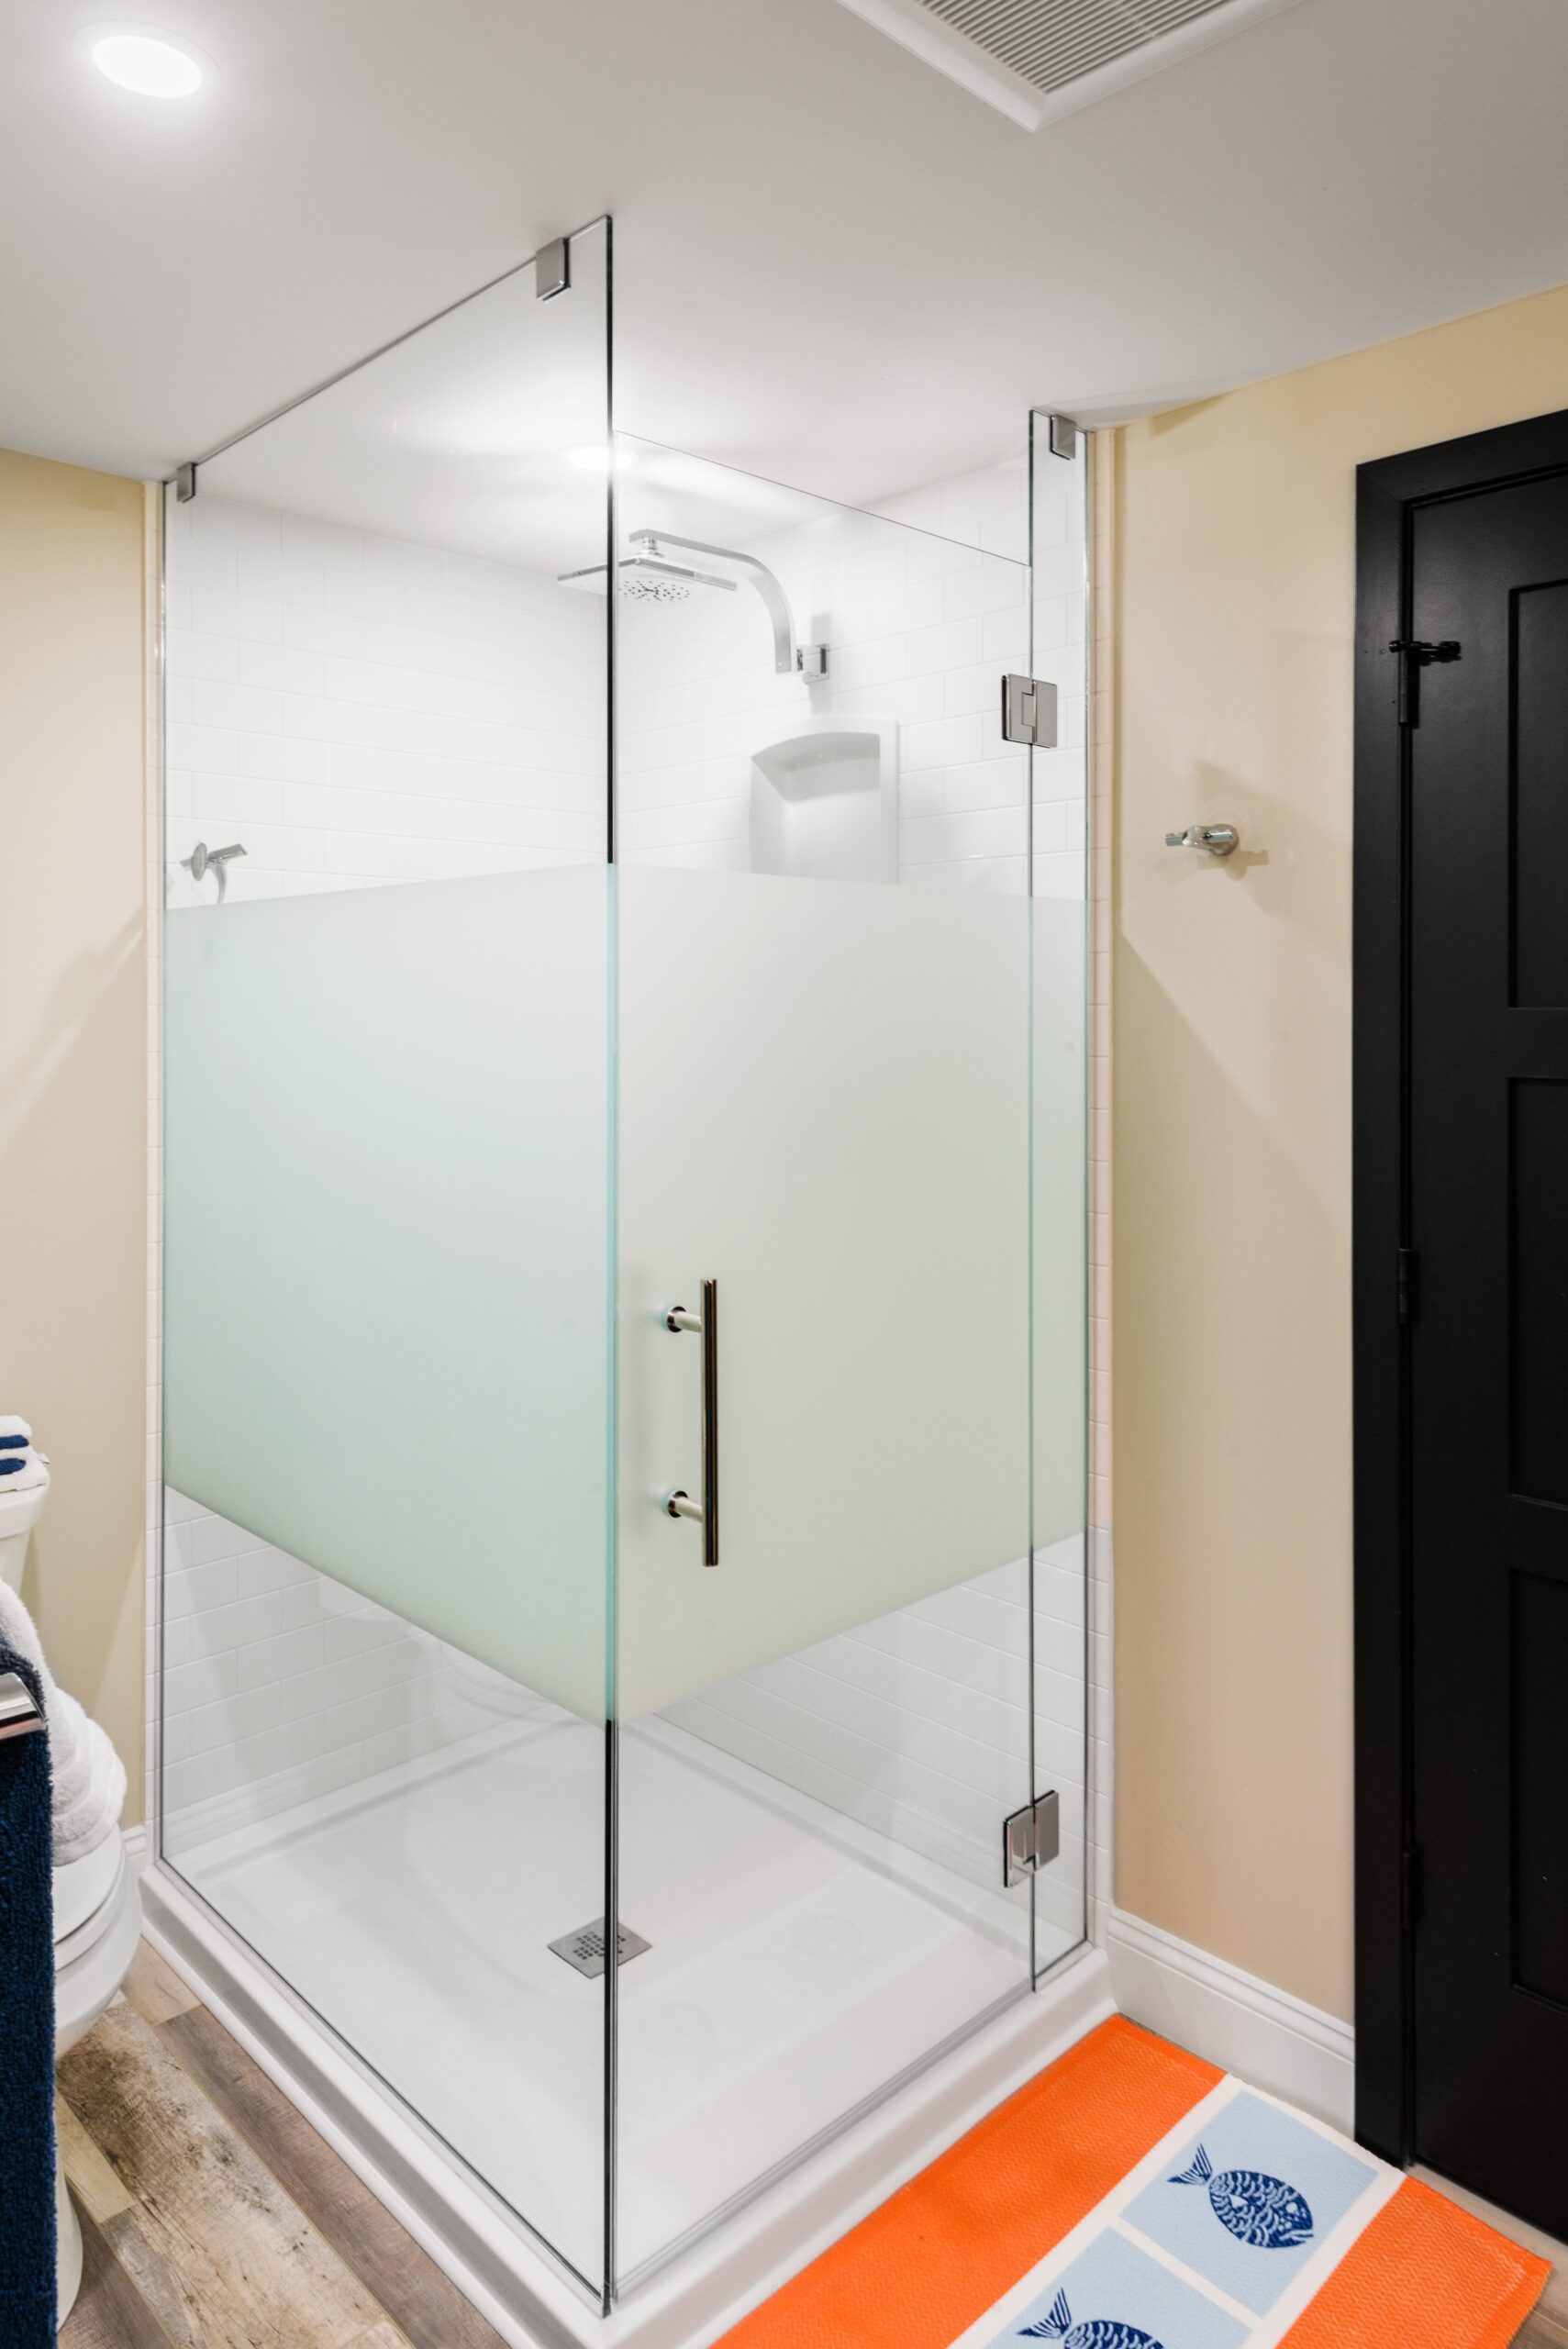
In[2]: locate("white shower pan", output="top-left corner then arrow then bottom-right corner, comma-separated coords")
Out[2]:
748,715 -> 898,883
142,1812 -> 1110,2349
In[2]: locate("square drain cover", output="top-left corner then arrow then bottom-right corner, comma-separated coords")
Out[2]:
548,1918 -> 651,1978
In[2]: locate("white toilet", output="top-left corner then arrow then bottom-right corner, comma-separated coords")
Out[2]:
0,1465 -> 142,2320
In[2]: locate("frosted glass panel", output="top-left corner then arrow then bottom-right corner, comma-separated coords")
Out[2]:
164,866 -> 609,1719
616,863 -> 1044,1718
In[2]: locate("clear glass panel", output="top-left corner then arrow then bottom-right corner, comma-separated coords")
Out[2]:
157,258 -> 1091,2310
1029,412 -> 1092,1976
159,225 -> 614,2296
611,439 -> 1061,2277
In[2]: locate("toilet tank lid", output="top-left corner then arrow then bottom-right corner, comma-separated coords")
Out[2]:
0,1466 -> 50,1535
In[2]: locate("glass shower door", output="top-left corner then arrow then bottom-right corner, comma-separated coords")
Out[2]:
155,226 -> 1090,2314
611,442 -> 1082,2278
158,222 -> 617,2300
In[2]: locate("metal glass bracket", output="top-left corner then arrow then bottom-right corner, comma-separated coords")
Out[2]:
1003,1791 -> 1061,1887
662,1278 -> 719,1566
535,238 -> 570,301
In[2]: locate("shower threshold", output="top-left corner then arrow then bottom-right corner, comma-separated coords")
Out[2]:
141,1739 -> 1112,2349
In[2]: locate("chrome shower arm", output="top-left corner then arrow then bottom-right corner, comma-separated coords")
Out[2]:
629,530 -> 799,675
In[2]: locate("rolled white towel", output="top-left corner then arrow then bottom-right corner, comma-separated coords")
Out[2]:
0,1417 -> 32,1442
0,1579 -> 126,1865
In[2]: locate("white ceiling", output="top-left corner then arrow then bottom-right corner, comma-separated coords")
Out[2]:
4,0 -> 1568,513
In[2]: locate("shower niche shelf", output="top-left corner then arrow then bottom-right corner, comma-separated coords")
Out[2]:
748,714 -> 898,883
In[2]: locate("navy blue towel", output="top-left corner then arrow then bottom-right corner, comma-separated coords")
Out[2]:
0,1434 -> 29,1450
0,1645 -> 56,2344
0,1459 -> 31,1476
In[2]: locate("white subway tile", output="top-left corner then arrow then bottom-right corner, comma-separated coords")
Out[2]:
166,722 -> 238,775
158,462 -> 1095,1865
944,754 -> 1028,814
237,640 -> 328,696
902,715 -> 985,773
189,584 -> 283,644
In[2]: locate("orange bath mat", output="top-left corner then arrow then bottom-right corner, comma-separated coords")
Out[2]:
717,2018 -> 1548,2349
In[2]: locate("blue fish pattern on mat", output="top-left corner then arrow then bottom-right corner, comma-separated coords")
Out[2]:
1168,2144 -> 1314,2249
1018,2289 -> 1164,2348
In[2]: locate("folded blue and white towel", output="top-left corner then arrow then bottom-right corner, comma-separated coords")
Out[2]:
0,1419 -> 48,1496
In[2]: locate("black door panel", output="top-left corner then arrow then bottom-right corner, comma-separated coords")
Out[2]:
1407,474 -> 1568,2232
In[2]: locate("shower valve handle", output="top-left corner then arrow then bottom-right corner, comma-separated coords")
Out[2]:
181,840 -> 249,900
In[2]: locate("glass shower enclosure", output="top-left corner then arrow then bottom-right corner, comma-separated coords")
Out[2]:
154,217 -> 1089,2313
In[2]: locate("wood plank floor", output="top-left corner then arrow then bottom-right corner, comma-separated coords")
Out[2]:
58,1941 -> 510,2349
1409,2165 -> 1568,2349
57,1944 -> 1562,2347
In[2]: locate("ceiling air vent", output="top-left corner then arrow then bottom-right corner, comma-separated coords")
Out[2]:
834,0 -> 1307,129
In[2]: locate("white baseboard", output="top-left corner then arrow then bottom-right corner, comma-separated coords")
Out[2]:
122,1822 -> 149,1876
1105,1908 -> 1354,2134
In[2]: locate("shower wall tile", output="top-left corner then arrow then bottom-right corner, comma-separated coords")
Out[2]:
639,451 -> 1093,1944
617,453 -> 1086,898
665,1542 -> 1089,1938
163,495 -> 605,905
158,494 -> 607,1848
154,454 -> 1099,1895
157,1489 -> 552,1845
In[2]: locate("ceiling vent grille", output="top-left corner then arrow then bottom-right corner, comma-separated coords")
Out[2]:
923,0 -> 1230,94
835,0 -> 1305,128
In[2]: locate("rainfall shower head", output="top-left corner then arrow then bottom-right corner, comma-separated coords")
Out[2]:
557,555 -> 735,603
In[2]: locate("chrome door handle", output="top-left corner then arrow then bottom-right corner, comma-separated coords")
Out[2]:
662,1277 -> 718,1566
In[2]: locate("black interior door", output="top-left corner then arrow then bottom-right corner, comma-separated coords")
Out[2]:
1408,466 -> 1568,2234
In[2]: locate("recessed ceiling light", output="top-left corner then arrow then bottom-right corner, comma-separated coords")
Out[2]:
83,25 -> 214,97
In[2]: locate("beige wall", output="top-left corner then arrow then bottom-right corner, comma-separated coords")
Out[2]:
1111,280 -> 1568,2021
0,449 -> 148,1824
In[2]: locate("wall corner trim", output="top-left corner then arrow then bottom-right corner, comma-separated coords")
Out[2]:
1106,1908 -> 1354,2133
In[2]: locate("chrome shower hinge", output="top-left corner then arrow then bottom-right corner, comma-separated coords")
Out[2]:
1001,673 -> 1058,750
1003,1791 -> 1061,1887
